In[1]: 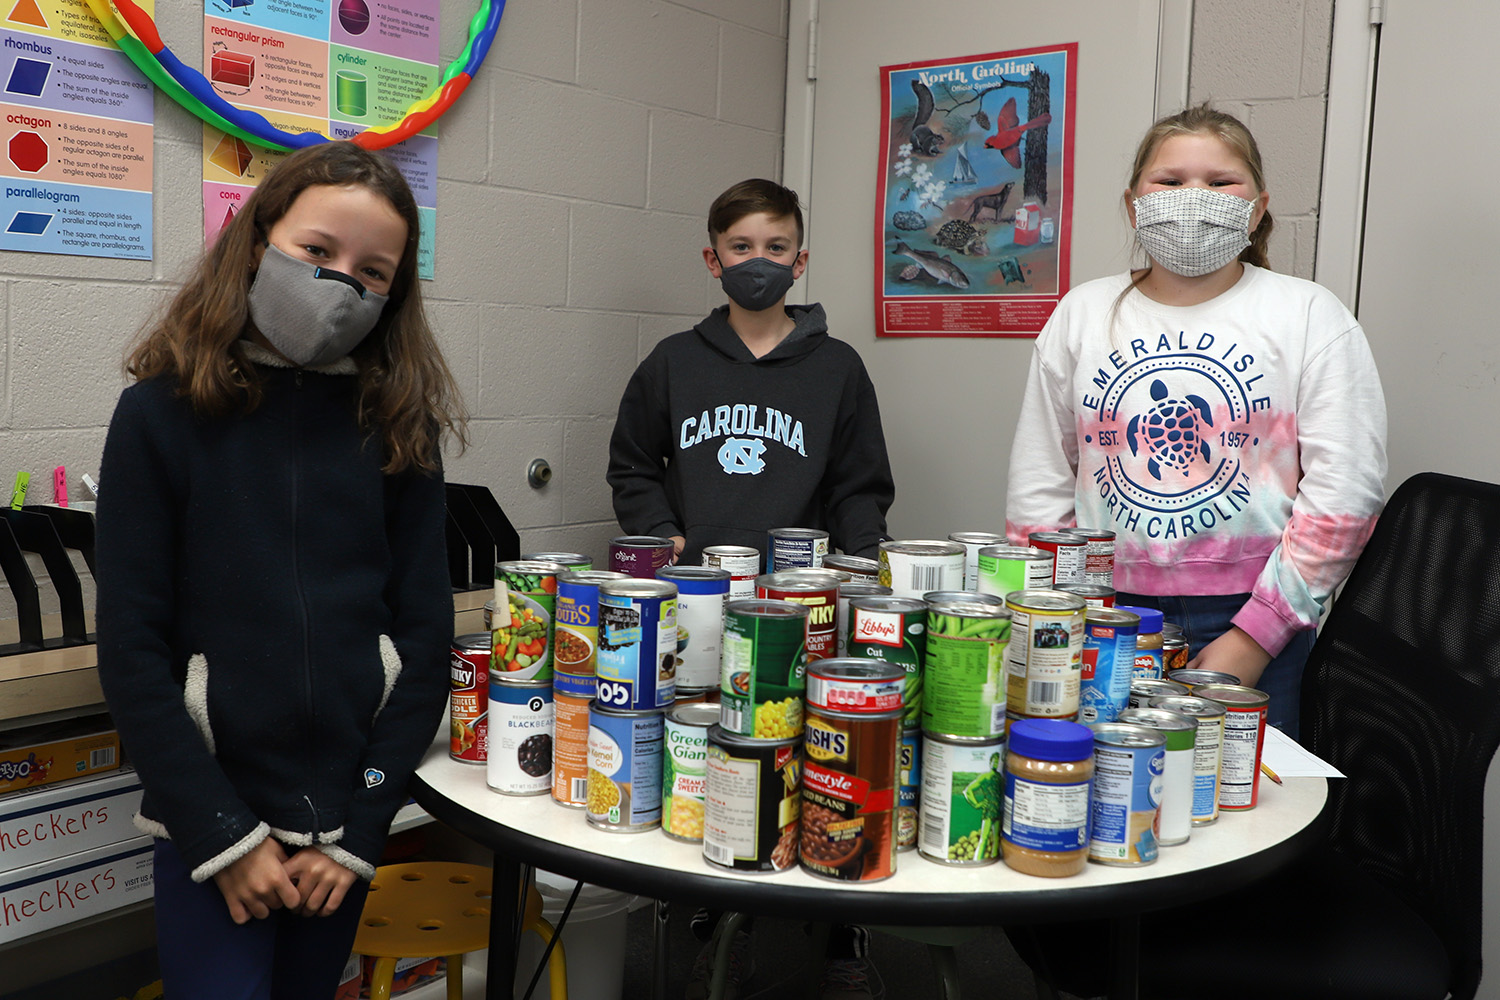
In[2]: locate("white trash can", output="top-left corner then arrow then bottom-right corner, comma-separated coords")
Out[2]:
513,869 -> 637,1000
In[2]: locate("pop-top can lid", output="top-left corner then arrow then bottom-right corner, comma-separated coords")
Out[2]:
879,539 -> 965,556
1117,707 -> 1197,732
453,632 -> 492,651
1090,721 -> 1167,749
1117,605 -> 1165,632
1008,718 -> 1094,761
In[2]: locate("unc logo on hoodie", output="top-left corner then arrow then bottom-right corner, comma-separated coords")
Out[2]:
680,403 -> 806,476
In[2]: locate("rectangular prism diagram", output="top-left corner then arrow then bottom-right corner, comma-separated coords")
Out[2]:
210,50 -> 255,89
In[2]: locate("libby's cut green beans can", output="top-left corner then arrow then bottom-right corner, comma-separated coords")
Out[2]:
847,596 -> 928,729
921,593 -> 1012,740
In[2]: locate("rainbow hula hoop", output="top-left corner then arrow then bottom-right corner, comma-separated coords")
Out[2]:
81,0 -> 503,151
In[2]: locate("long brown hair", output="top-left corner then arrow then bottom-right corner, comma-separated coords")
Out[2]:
127,142 -> 466,474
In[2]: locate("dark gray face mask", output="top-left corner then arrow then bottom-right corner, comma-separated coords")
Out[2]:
715,253 -> 798,312
247,244 -> 389,367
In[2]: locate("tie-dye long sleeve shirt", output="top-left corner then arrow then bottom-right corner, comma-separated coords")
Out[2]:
1005,264 -> 1387,657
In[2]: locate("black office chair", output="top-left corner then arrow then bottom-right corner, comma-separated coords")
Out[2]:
1006,472 -> 1500,1000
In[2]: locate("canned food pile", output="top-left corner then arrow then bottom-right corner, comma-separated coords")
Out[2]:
448,528 -> 1277,880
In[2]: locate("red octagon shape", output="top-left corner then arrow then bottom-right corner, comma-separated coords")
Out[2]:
9,131 -> 47,173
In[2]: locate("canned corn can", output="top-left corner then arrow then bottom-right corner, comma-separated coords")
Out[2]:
586,703 -> 664,831
596,579 -> 677,711
523,551 -> 592,572
822,553 -> 882,583
657,566 -> 730,691
897,726 -> 921,852
1116,707 -> 1196,846
1054,583 -> 1116,609
450,633 -> 490,763
836,582 -> 893,656
1078,608 -> 1140,725
552,671 -> 595,808
719,599 -> 809,739
609,535 -> 675,579
801,705 -> 901,882
919,732 -> 1004,865
1004,590 -> 1087,720
492,559 -> 566,681
922,594 -> 1012,740
1129,678 -> 1189,708
878,540 -> 966,599
756,570 -> 840,663
663,703 -> 717,842
976,545 -> 1054,600
486,679 -> 554,796
1194,684 -> 1269,811
948,531 -> 1007,592
766,527 -> 828,572
1027,532 -> 1087,586
1088,722 -> 1165,866
847,596 -> 927,728
703,727 -> 802,872
1060,528 -> 1115,587
1148,695 -> 1226,826
702,544 -> 761,600
553,570 -> 629,677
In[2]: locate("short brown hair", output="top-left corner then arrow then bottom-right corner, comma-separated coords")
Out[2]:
707,179 -> 804,247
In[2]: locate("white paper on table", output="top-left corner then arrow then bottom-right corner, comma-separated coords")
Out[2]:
1261,725 -> 1344,778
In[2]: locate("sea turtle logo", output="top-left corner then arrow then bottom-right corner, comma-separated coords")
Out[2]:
717,437 -> 766,475
1126,379 -> 1214,481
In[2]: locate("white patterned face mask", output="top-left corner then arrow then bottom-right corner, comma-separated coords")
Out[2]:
1132,187 -> 1255,277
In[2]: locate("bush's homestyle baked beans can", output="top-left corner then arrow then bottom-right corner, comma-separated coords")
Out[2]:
1027,532 -> 1087,586
1054,583 -> 1116,609
719,599 -> 809,739
523,551 -> 593,572
948,532 -> 1007,592
976,545 -> 1054,600
450,633 -> 490,763
756,570 -> 841,663
822,553 -> 882,583
919,732 -> 1004,865
551,671 -> 595,808
836,582 -> 893,656
703,726 -> 802,873
608,535 -> 675,579
657,566 -> 730,691
898,726 -> 921,851
766,527 -> 828,572
1077,608 -> 1140,725
847,596 -> 927,728
553,570 -> 629,677
1117,707 -> 1197,846
702,544 -> 761,600
1087,722 -> 1165,866
878,540 -> 967,599
1129,678 -> 1189,708
922,593 -> 1012,740
596,579 -> 677,711
1004,590 -> 1087,721
1060,528 -> 1115,587
1148,695 -> 1227,826
492,560 -> 566,682
663,703 -> 717,842
801,703 -> 902,882
1194,684 -> 1269,811
586,703 -> 664,831
486,679 -> 554,796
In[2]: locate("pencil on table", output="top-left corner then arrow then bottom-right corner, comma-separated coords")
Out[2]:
1260,761 -> 1283,785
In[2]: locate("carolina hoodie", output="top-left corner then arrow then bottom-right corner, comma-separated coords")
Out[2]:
608,303 -> 894,564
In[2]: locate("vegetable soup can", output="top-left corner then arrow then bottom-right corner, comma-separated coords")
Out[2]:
1148,695 -> 1227,826
522,551 -> 593,572
553,570 -> 629,677
1077,608 -> 1140,725
836,582 -> 893,656
898,726 -> 921,852
878,540 -> 966,599
1027,532 -> 1088,586
948,531 -> 1007,592
492,559 -> 566,681
551,671 -> 595,808
657,566 -> 731,691
1117,707 -> 1197,846
1194,684 -> 1269,811
719,599 -> 809,739
586,703 -> 664,831
847,596 -> 927,728
756,570 -> 841,663
976,545 -> 1055,600
595,579 -> 678,711
702,544 -> 761,600
703,726 -> 802,872
1054,583 -> 1116,609
450,633 -> 490,763
1060,528 -> 1116,587
922,593 -> 1012,740
919,732 -> 1004,865
1129,678 -> 1189,708
608,535 -> 675,579
822,553 -> 882,583
766,527 -> 829,572
1003,590 -> 1087,720
486,679 -> 554,796
801,704 -> 902,882
1087,722 -> 1165,866
663,703 -> 717,842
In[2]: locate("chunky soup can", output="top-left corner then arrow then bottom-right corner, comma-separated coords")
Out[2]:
1077,608 -> 1140,725
609,535 -> 675,579
719,599 -> 809,739
766,527 -> 829,572
703,727 -> 802,873
922,593 -> 1012,740
1194,684 -> 1269,811
878,540 -> 967,599
1059,528 -> 1116,587
702,544 -> 761,600
847,596 -> 927,728
663,703 -> 717,842
976,545 -> 1055,601
756,570 -> 841,663
595,578 -> 678,711
1003,590 -> 1087,721
919,733 -> 1004,865
1148,695 -> 1227,826
801,704 -> 902,882
948,531 -> 1007,592
450,633 -> 491,763
822,553 -> 882,583
486,679 -> 554,796
586,703 -> 664,831
657,566 -> 731,691
1088,722 -> 1165,866
553,570 -> 629,677
836,582 -> 893,656
551,671 -> 596,808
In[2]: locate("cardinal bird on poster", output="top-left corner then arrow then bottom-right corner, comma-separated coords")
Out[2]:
983,97 -> 1052,168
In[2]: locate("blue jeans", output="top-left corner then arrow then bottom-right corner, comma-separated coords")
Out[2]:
1115,592 -> 1315,741
152,839 -> 369,1000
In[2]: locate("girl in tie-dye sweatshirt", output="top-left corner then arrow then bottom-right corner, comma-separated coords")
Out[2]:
1005,106 -> 1386,736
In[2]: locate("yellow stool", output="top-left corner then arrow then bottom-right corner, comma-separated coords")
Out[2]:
354,862 -> 567,1000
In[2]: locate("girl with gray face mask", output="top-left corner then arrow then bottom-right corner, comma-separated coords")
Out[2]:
1005,105 -> 1387,741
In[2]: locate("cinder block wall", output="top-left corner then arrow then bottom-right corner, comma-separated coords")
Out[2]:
0,0 -> 789,620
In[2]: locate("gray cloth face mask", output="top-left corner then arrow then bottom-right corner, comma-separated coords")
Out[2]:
1132,187 -> 1254,278
247,244 -> 388,367
715,252 -> 798,312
